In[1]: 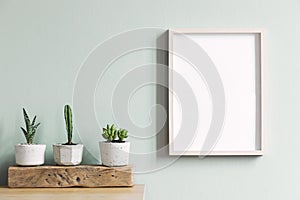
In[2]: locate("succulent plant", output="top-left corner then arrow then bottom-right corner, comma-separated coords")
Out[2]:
102,124 -> 117,142
21,108 -> 41,144
102,124 -> 128,142
64,105 -> 73,145
117,129 -> 128,142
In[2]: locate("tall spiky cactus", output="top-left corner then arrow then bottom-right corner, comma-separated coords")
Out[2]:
64,105 -> 73,145
21,108 -> 41,144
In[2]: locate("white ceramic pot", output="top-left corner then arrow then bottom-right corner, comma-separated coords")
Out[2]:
99,141 -> 130,166
15,144 -> 46,166
53,144 -> 83,165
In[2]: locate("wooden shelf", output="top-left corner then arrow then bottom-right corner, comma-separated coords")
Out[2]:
0,185 -> 145,200
8,165 -> 133,188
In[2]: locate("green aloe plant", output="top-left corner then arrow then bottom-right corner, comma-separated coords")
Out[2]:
64,105 -> 73,145
102,124 -> 128,143
21,108 -> 41,144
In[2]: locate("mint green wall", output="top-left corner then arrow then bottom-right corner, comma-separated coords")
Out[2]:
1,0 -> 300,199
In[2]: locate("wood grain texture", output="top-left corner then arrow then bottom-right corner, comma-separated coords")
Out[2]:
8,165 -> 134,188
0,185 -> 145,200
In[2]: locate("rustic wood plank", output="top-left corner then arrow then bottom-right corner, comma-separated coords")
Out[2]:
0,185 -> 145,200
8,165 -> 134,188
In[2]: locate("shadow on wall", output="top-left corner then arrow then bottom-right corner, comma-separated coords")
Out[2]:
0,156 -> 14,186
0,118 -> 15,186
156,31 -> 169,157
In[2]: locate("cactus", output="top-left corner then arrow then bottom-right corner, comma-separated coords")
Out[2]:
117,129 -> 128,142
102,124 -> 128,142
20,108 -> 41,144
64,105 -> 73,145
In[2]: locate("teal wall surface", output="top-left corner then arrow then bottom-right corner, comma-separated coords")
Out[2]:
1,0 -> 300,199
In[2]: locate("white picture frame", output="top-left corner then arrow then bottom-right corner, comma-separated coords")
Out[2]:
168,29 -> 264,156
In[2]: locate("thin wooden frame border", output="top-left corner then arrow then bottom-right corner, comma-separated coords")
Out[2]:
168,29 -> 264,156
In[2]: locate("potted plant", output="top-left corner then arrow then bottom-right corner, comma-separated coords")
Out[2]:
53,105 -> 83,165
99,124 -> 130,166
15,108 -> 46,166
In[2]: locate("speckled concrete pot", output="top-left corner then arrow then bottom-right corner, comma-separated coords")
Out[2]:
53,144 -> 83,166
15,144 -> 46,166
99,141 -> 130,166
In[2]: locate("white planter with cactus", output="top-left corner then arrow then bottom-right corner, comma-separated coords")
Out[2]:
15,108 -> 46,166
99,124 -> 130,167
53,105 -> 83,166
53,143 -> 83,166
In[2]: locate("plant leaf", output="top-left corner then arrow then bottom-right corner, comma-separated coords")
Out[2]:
33,122 -> 41,129
31,116 -> 37,126
23,108 -> 30,133
21,127 -> 27,137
